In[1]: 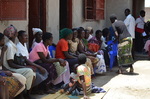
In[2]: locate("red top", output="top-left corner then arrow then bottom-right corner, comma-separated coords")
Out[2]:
56,39 -> 68,59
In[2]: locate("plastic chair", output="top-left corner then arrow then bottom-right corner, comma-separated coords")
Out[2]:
48,45 -> 56,58
107,40 -> 118,70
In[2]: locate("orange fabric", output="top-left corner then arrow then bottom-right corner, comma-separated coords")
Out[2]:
56,39 -> 68,59
88,43 -> 100,52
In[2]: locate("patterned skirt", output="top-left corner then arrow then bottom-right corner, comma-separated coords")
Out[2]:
3,76 -> 23,98
118,37 -> 134,66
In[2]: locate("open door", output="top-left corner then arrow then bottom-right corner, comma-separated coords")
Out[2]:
59,0 -> 72,30
28,0 -> 46,47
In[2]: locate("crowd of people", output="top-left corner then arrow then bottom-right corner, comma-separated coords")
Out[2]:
0,8 -> 149,99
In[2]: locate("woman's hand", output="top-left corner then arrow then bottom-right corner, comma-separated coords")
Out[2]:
4,71 -> 12,76
58,59 -> 66,66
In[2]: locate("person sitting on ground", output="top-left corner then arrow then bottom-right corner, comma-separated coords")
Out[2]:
16,30 -> 48,94
0,32 -> 26,99
29,32 -> 70,93
59,64 -> 79,95
56,28 -> 78,72
77,54 -> 91,99
3,25 -> 35,99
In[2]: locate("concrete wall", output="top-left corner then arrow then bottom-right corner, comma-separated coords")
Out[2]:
145,7 -> 150,21
0,0 -> 29,34
72,0 -> 106,34
46,0 -> 60,44
105,0 -> 133,27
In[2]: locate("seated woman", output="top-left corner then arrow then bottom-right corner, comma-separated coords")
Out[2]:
68,28 -> 94,75
31,28 -> 43,49
88,30 -> 108,70
29,32 -> 70,92
77,28 -> 106,74
56,28 -> 78,72
3,25 -> 36,99
16,30 -> 48,94
0,32 -> 26,99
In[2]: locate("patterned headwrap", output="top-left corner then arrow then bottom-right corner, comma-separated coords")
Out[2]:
3,25 -> 17,38
60,28 -> 73,39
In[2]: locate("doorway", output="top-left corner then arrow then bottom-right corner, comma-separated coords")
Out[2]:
59,0 -> 72,30
28,0 -> 46,47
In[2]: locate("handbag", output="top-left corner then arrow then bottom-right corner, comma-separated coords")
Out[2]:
14,53 -> 26,66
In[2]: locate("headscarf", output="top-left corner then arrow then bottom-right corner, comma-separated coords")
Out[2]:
86,27 -> 93,32
3,25 -> 17,38
32,28 -> 43,35
60,28 -> 73,39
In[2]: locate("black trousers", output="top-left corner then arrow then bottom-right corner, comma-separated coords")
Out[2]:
135,32 -> 144,52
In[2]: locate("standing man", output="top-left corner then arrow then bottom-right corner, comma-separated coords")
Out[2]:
135,10 -> 146,53
110,14 -> 134,74
124,8 -> 135,58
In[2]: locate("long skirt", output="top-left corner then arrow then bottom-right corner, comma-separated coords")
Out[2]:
95,54 -> 107,74
36,63 -> 58,83
2,76 -> 23,98
37,62 -> 70,85
118,37 -> 134,66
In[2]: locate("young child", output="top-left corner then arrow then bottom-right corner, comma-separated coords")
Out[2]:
77,54 -> 91,99
59,64 -> 79,95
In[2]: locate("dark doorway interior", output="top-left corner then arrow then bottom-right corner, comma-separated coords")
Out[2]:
59,0 -> 72,30
28,0 -> 46,47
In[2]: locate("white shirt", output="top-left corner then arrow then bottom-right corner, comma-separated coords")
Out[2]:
124,14 -> 136,38
16,42 -> 29,59
3,40 -> 17,70
136,16 -> 145,29
87,34 -> 93,41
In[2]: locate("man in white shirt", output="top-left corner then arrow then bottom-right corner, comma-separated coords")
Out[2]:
124,8 -> 135,58
124,9 -> 135,39
135,10 -> 146,52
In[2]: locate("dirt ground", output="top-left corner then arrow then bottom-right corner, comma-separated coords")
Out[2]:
33,60 -> 150,99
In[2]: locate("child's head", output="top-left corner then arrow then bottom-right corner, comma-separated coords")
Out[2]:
78,54 -> 87,65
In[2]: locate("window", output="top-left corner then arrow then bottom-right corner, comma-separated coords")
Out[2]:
0,0 -> 26,20
84,0 -> 105,20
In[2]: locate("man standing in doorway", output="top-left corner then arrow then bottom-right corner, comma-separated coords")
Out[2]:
124,8 -> 135,58
135,10 -> 146,53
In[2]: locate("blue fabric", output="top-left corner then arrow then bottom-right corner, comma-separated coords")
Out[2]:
107,40 -> 118,70
109,27 -> 115,41
48,45 -> 56,58
0,72 -> 7,76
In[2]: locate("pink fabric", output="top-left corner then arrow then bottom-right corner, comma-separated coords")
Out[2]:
29,42 -> 49,62
144,40 -> 150,52
52,62 -> 70,85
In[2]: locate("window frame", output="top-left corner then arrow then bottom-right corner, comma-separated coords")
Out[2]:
84,0 -> 105,21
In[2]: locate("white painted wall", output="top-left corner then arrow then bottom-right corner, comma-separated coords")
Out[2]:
106,0 -> 133,27
46,0 -> 59,44
72,0 -> 106,34
0,0 -> 29,34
